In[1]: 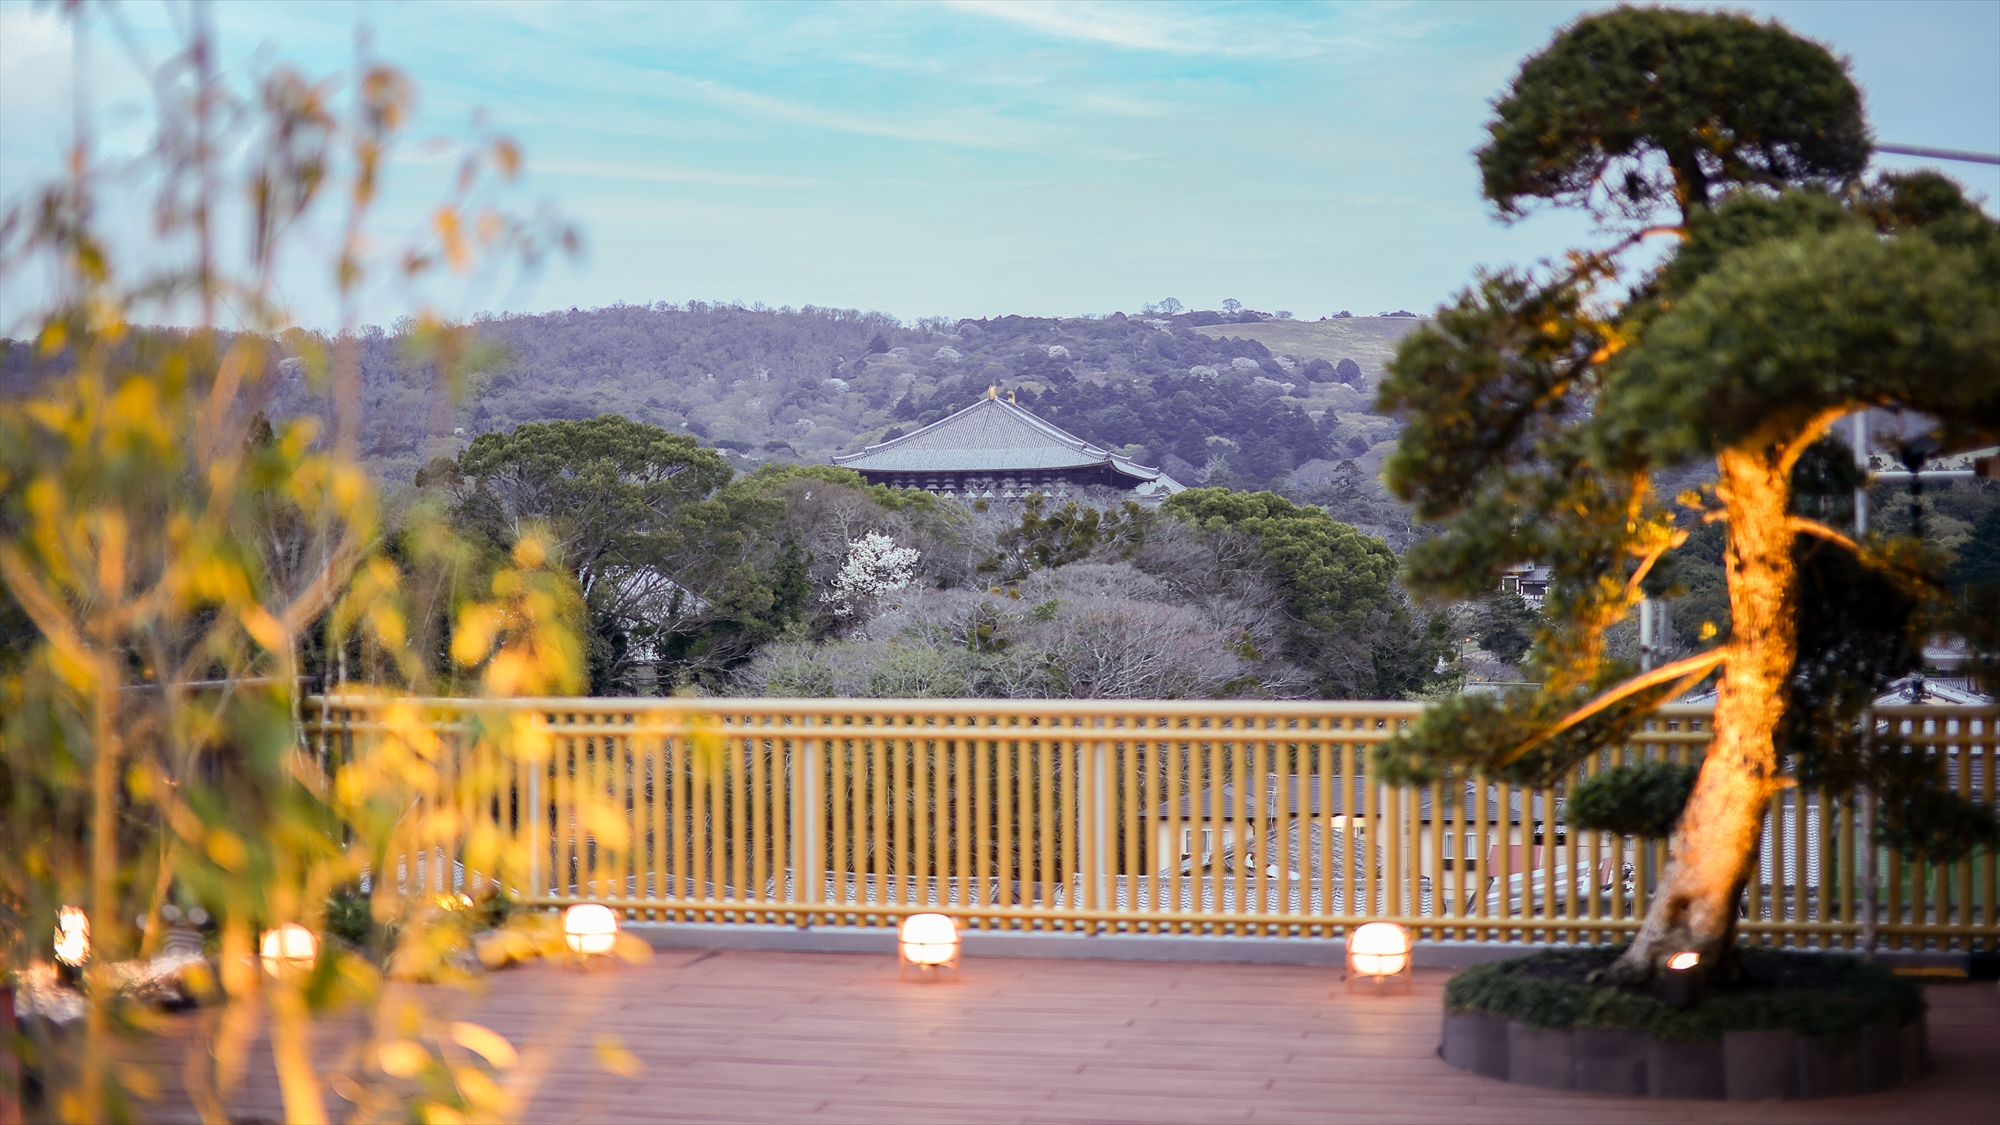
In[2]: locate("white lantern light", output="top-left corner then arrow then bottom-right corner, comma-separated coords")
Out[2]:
54,906 -> 90,985
1345,922 -> 1412,991
898,913 -> 959,977
261,923 -> 318,977
564,904 -> 619,962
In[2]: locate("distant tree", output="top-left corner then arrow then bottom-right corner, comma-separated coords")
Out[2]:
1159,297 -> 1185,315
1956,503 -> 2000,589
1377,6 -> 2000,984
984,496 -> 1150,579
829,531 -> 921,617
1161,489 -> 1446,697
867,332 -> 891,354
1300,358 -> 1337,383
1275,310 -> 1294,319
1222,298 -> 1243,314
733,563 -> 1278,700
441,415 -> 756,693
1472,591 -> 1539,665
1334,358 -> 1363,384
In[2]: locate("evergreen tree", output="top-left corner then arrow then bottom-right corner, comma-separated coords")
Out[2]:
1375,7 -> 2000,983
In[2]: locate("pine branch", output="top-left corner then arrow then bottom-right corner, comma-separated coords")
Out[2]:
1494,647 -> 1729,767
1787,516 -> 1860,553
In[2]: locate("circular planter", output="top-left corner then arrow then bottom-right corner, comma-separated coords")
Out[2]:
1437,948 -> 1930,1100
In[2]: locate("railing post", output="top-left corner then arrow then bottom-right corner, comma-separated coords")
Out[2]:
1091,734 -> 1109,917
1858,708 -> 1877,958
527,744 -> 542,901
797,732 -> 820,919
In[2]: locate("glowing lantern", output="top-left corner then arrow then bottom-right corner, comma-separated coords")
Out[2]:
261,923 -> 318,977
54,907 -> 89,986
1664,950 -> 1701,1008
1345,922 -> 1412,991
898,913 -> 959,978
564,904 -> 619,962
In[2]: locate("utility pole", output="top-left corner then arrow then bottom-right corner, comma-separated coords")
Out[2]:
1854,410 -> 1875,957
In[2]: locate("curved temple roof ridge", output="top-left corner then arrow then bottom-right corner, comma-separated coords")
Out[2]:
832,396 -> 1184,499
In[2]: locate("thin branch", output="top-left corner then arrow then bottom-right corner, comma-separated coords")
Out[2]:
1778,406 -> 1853,475
1788,517 -> 1860,553
1494,647 -> 1728,767
1601,224 -> 1689,257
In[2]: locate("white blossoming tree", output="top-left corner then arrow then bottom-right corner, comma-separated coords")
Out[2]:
831,532 -> 921,616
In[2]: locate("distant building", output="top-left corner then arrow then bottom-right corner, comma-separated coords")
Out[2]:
833,387 -> 1185,502
1498,563 -> 1552,605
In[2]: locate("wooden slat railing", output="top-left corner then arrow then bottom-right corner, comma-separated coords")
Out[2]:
306,697 -> 1998,950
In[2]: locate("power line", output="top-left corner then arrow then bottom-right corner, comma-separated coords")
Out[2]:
1875,143 -> 2000,166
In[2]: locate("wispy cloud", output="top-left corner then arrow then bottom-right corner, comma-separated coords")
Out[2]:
646,69 -> 1055,151
942,0 -> 1330,58
536,159 -> 825,189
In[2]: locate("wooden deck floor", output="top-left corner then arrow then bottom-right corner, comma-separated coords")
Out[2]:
136,950 -> 1999,1124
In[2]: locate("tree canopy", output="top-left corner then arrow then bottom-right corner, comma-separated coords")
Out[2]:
1162,488 -> 1445,698
429,415 -> 768,692
1164,488 -> 1399,633
1377,5 -> 2000,982
1478,5 -> 1868,224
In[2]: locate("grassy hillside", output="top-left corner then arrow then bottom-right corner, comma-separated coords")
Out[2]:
1191,316 -> 1428,388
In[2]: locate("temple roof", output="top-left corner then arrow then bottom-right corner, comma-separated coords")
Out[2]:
833,394 -> 1174,485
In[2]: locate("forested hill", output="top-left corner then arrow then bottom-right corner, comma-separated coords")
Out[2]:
0,302 -> 1430,542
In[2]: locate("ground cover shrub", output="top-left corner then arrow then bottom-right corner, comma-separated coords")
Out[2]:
1566,761 -> 1700,839
1444,946 -> 1925,1041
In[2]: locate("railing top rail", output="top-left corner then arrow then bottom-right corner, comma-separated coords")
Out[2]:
302,695 -> 1992,725
1870,702 -> 1997,717
309,695 -> 1437,719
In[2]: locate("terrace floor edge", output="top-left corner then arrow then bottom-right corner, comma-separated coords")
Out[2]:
622,921 -> 1975,969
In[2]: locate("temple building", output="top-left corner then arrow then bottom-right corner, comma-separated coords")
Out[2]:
833,387 -> 1185,502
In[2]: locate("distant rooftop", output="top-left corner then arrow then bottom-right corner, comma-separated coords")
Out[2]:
833,392 -> 1178,491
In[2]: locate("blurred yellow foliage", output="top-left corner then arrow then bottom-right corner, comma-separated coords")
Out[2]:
0,6 -> 583,1123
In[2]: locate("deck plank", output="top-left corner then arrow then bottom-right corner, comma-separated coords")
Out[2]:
127,949 -> 2000,1124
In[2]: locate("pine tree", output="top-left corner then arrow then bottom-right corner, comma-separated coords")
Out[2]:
1375,6 -> 2000,983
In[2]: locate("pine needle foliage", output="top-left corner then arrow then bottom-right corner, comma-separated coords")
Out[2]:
1372,6 -> 2000,978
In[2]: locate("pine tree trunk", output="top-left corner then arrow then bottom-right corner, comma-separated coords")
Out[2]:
1611,448 -> 1795,982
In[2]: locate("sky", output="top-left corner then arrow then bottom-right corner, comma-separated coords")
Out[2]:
2,0 -> 1996,331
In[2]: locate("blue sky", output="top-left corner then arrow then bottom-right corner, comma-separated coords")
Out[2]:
2,1 -> 1996,330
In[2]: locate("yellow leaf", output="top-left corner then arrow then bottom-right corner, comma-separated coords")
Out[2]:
512,534 -> 546,570
379,1038 -> 430,1077
206,829 -> 249,872
243,606 -> 288,653
594,1033 -> 643,1077
434,206 -> 469,271
452,607 -> 500,666
114,1061 -> 160,1101
452,1068 -> 505,1112
449,1021 -> 519,1070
